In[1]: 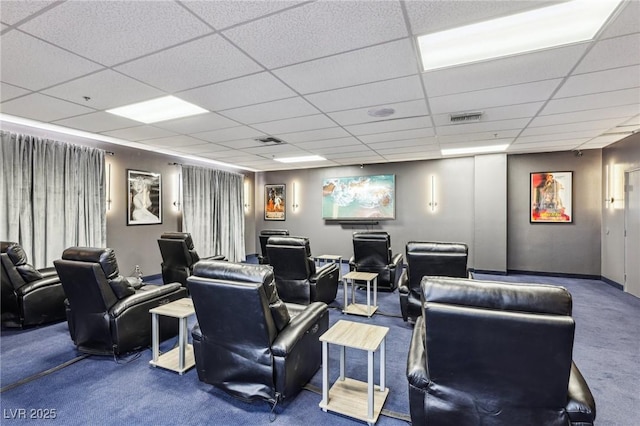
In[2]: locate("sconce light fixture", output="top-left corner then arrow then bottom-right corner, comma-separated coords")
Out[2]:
428,175 -> 438,212
173,172 -> 182,211
292,182 -> 300,211
244,180 -> 251,212
106,163 -> 112,211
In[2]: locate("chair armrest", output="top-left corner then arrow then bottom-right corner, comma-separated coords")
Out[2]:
390,253 -> 403,269
398,269 -> 409,295
348,256 -> 355,268
38,267 -> 58,279
126,276 -> 144,289
16,275 -> 61,295
406,316 -> 430,390
111,283 -> 183,317
310,263 -> 339,283
202,254 -> 226,261
271,302 -> 327,357
566,362 -> 596,423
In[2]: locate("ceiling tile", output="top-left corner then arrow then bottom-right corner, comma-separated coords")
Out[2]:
429,79 -> 563,114
367,137 -> 437,150
115,34 -> 262,92
305,75 -> 424,113
554,65 -> 640,98
328,99 -> 428,126
252,114 -> 336,135
509,139 -> 586,151
358,127 -> 435,144
541,87 -> 640,115
580,134 -> 630,148
19,1 -> 212,66
138,135 -> 206,148
0,82 -> 30,102
531,104 -> 640,128
221,97 -> 320,124
432,102 -> 543,126
182,1 -> 304,30
375,145 -> 438,155
218,139 -> 273,149
275,127 -> 350,144
0,93 -> 94,122
520,118 -> 624,137
171,143 -> 230,154
53,111 -> 139,133
273,39 -> 418,94
178,72 -> 296,111
322,149 -> 378,160
193,126 -> 266,143
222,1 -> 407,68
599,1 -> 640,39
515,131 -> 604,144
423,44 -> 587,97
153,113 -> 238,134
242,144 -> 308,156
101,126 -> 177,141
345,116 -> 432,136
294,137 -> 362,150
311,143 -> 369,155
574,33 -> 640,74
0,1 -> 58,25
437,118 -> 531,136
438,131 -> 519,144
42,70 -> 165,110
0,31 -> 102,90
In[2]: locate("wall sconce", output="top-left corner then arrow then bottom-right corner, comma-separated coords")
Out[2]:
244,180 -> 251,212
106,162 -> 112,211
173,172 -> 182,211
428,175 -> 438,212
292,182 -> 300,211
611,164 -> 625,210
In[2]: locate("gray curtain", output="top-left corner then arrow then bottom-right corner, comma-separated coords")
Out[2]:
0,131 -> 106,268
182,165 -> 245,262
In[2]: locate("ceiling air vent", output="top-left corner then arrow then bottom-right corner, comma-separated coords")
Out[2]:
255,137 -> 284,144
450,111 -> 483,124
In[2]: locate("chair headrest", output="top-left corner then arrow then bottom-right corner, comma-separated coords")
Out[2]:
61,247 -> 120,279
0,241 -> 18,253
259,229 -> 290,237
422,276 -> 572,316
4,243 -> 28,266
193,260 -> 274,285
159,232 -> 194,249
407,241 -> 468,255
266,236 -> 308,247
353,231 -> 390,242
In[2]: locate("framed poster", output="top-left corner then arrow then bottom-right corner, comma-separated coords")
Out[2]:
265,184 -> 286,221
127,170 -> 162,225
530,171 -> 572,223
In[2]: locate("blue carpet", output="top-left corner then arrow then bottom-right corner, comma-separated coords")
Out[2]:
1,271 -> 638,425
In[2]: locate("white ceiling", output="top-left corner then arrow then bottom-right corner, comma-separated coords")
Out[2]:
1,0 -> 638,172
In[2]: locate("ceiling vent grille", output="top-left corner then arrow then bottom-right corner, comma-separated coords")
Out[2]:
450,112 -> 483,123
255,137 -> 284,144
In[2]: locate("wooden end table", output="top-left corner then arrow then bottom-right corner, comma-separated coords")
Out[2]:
149,298 -> 195,375
342,271 -> 378,317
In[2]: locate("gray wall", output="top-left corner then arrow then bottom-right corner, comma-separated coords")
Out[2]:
255,155 -> 509,272
0,121 -> 256,276
601,133 -> 640,285
507,150 -> 602,275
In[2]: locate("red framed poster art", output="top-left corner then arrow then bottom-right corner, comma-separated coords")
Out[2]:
530,171 -> 573,223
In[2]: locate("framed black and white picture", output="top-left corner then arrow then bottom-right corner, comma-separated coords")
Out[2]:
127,169 -> 162,225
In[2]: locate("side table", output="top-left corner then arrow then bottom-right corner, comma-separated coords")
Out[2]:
149,298 -> 195,375
314,254 -> 343,281
342,271 -> 378,317
319,320 -> 389,425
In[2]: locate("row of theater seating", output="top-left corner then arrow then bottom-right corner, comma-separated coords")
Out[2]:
1,238 -> 596,425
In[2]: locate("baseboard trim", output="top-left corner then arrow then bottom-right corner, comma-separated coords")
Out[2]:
470,269 -> 507,276
601,276 -> 624,290
142,273 -> 162,281
507,269 -> 601,280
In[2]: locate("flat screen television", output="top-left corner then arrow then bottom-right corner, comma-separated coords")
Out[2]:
322,174 -> 395,220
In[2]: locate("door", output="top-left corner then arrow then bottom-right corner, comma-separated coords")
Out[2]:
624,169 -> 640,297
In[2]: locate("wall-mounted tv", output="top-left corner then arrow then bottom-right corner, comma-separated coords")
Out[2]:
322,174 -> 395,220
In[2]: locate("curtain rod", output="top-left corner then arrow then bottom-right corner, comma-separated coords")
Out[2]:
106,151 -> 114,156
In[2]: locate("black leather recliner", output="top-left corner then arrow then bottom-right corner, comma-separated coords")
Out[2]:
188,260 -> 329,406
266,236 -> 339,304
349,231 -> 403,291
407,276 -> 596,426
258,229 -> 289,264
1,242 -> 66,328
54,247 -> 187,355
157,232 -> 225,287
398,241 -> 468,323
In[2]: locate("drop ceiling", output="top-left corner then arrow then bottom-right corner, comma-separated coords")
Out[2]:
1,0 -> 638,172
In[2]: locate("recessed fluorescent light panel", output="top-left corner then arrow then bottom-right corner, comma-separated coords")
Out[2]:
274,155 -> 326,163
106,96 -> 208,124
418,0 -> 621,71
441,144 -> 509,156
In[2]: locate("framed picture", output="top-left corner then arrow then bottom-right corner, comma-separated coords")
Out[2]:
530,171 -> 572,223
127,169 -> 162,225
265,184 -> 286,221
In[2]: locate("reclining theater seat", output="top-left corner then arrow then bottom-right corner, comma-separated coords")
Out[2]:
157,232 -> 225,287
407,276 -> 596,426
398,241 -> 468,323
266,236 -> 339,305
258,229 -> 289,264
54,247 -> 187,356
350,231 -> 403,291
1,241 -> 66,328
188,260 -> 329,406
